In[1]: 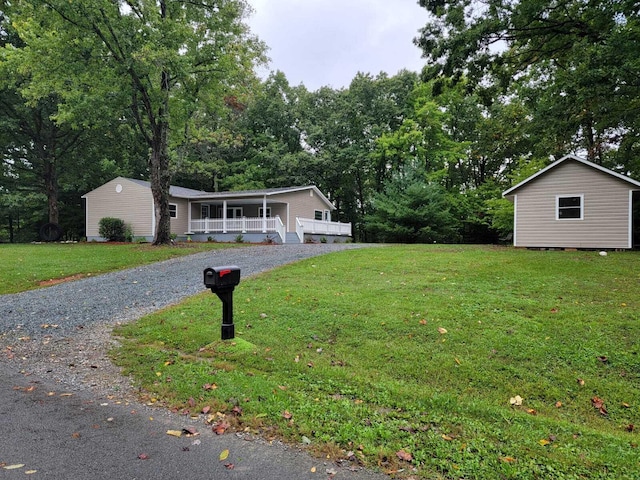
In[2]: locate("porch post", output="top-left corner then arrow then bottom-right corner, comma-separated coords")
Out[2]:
223,200 -> 228,233
187,200 -> 192,233
262,195 -> 267,233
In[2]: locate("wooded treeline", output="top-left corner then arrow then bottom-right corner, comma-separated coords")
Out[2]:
1,0 -> 638,243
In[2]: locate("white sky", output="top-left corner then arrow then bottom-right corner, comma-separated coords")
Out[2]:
246,0 -> 429,91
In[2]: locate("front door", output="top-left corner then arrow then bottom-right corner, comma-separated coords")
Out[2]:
217,207 -> 243,218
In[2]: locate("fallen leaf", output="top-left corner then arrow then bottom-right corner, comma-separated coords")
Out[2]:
212,421 -> 230,435
539,439 -> 550,446
224,463 -> 235,470
591,396 -> 608,416
310,466 -> 317,473
138,453 -> 149,460
3,464 -> 25,470
25,470 -> 37,474
454,357 -> 461,365
419,319 -> 427,325
526,408 -> 537,415
71,432 -> 81,439
219,449 -> 229,461
500,456 -> 516,463
597,355 -> 608,363
282,410 -> 293,420
396,449 -> 413,462
326,468 -> 338,475
438,327 -> 447,334
441,434 -> 454,441
278,385 -> 288,390
166,429 -> 182,437
202,406 -> 211,414
577,378 -> 585,386
622,402 -> 631,408
626,424 -> 634,432
182,426 -> 198,436
231,406 -> 243,416
555,401 -> 563,408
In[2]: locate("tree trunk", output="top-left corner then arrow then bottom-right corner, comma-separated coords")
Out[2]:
44,156 -> 59,225
150,0 -> 172,246
150,119 -> 171,245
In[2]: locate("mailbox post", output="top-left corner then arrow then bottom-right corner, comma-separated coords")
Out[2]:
204,266 -> 241,340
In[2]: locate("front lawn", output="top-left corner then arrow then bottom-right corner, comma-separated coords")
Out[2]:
114,245 -> 640,478
0,242 -> 241,295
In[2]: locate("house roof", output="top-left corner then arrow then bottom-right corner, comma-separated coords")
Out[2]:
99,178 -> 335,209
502,155 -> 640,198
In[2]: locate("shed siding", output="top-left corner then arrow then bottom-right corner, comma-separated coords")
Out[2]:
84,177 -> 153,239
514,161 -> 631,248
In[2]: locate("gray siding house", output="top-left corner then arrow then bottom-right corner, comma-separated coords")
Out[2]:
82,177 -> 352,243
502,155 -> 640,249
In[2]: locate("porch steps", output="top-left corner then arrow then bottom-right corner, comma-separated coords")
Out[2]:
285,232 -> 301,244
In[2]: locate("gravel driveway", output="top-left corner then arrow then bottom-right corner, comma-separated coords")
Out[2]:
0,243 -> 372,339
0,243 -> 376,399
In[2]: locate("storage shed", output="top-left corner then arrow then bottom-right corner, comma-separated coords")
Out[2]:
502,155 -> 640,249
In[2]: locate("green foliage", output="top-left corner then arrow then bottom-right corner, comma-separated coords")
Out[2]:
3,0 -> 266,245
416,0 -> 640,167
365,165 -> 461,243
98,217 -> 128,242
113,246 -> 640,478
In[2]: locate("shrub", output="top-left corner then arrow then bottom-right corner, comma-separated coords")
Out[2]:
98,217 -> 128,242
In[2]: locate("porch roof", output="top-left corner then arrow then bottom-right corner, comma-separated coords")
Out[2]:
174,185 -> 335,210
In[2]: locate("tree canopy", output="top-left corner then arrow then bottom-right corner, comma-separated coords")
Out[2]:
1,1 -> 638,244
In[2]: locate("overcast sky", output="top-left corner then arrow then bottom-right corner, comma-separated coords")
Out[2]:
246,0 -> 429,91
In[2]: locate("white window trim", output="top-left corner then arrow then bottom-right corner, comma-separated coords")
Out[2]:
556,194 -> 584,221
169,203 -> 178,219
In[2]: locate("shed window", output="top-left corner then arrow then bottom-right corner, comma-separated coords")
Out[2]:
557,195 -> 583,220
169,203 -> 178,218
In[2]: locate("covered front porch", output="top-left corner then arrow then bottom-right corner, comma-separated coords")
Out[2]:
185,197 -> 351,243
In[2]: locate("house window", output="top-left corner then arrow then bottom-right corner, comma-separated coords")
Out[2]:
201,205 -> 210,218
258,207 -> 271,218
314,210 -> 323,220
169,203 -> 178,218
557,195 -> 583,220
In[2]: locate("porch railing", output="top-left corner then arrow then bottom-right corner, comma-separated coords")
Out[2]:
297,217 -> 352,236
190,216 -> 285,239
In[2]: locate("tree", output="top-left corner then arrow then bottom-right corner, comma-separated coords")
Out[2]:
416,0 -> 640,169
365,162 -> 461,243
3,0 -> 265,244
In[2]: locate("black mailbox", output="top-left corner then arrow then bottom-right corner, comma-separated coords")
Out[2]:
204,266 -> 241,291
204,266 -> 240,340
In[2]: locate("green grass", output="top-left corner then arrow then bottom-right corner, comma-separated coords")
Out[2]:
112,245 -> 640,477
0,242 -> 242,294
